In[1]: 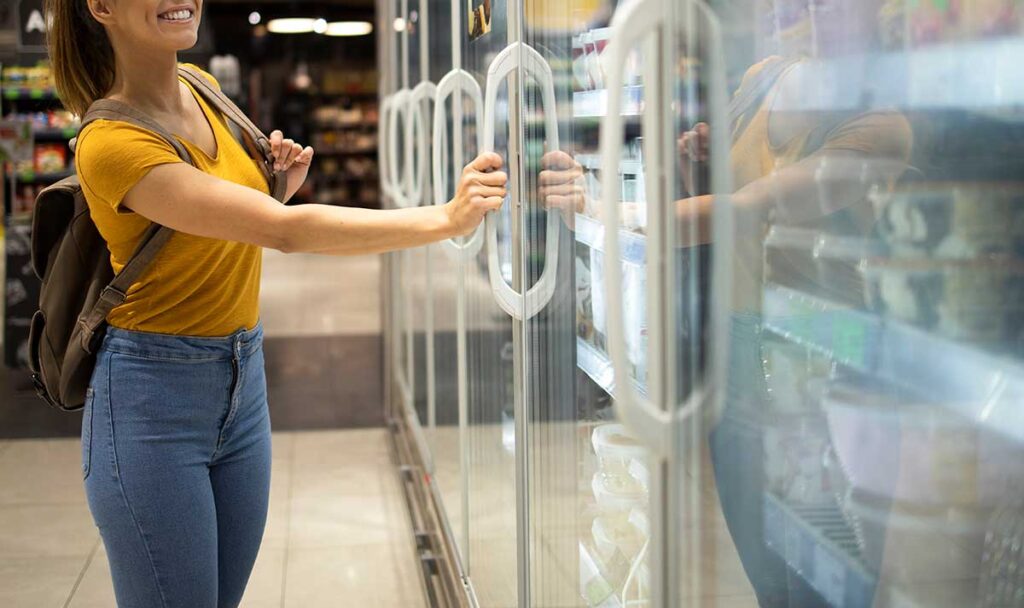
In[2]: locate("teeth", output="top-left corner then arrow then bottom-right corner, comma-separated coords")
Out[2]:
161,9 -> 192,21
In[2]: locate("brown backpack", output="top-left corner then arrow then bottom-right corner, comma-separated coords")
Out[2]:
27,65 -> 288,411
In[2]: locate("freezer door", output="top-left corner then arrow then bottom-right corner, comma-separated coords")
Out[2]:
461,1 -> 521,605
673,1 -> 1024,607
516,0 -> 670,605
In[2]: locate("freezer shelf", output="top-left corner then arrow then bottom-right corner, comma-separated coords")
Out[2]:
762,285 -> 1024,444
573,86 -> 644,118
763,492 -> 876,608
575,213 -> 646,266
577,337 -> 648,399
772,38 -> 1024,113
575,154 -> 643,175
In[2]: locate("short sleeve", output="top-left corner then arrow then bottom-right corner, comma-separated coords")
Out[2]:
74,121 -> 185,214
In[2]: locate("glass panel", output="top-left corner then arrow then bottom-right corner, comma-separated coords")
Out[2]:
677,1 -> 1024,606
520,0 -> 657,605
423,0 -> 465,562
463,0 -> 519,604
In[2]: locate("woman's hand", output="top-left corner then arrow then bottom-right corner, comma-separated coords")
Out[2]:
679,122 -> 709,196
269,130 -> 315,201
445,152 -> 508,237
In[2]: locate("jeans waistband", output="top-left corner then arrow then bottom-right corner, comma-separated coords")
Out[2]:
102,323 -> 264,362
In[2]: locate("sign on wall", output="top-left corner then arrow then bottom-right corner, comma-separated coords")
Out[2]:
19,0 -> 47,51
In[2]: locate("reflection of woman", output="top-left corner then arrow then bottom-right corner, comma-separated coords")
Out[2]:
679,1 -> 913,605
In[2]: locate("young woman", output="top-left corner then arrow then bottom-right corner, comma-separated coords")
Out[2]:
46,0 -> 507,606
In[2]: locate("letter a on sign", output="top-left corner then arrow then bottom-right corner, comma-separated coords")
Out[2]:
25,9 -> 44,32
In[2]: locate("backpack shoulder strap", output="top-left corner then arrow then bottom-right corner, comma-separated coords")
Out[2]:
79,99 -> 195,165
177,65 -> 288,202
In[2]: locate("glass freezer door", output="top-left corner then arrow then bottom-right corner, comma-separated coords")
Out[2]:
518,0 -> 665,605
674,0 -> 1024,606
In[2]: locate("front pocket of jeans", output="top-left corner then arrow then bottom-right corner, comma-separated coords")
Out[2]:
81,388 -> 95,479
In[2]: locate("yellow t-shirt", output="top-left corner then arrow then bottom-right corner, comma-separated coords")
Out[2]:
75,65 -> 270,337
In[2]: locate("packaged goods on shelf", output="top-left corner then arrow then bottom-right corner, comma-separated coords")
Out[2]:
764,414 -> 833,505
34,143 -> 68,174
2,63 -> 53,91
592,424 -> 647,495
879,0 -> 1023,49
12,184 -> 41,216
761,336 -> 833,416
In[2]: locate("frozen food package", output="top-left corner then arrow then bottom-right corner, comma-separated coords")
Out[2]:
861,256 -> 1024,347
621,261 -> 647,385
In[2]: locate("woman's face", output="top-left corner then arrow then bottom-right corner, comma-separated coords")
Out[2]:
91,0 -> 203,54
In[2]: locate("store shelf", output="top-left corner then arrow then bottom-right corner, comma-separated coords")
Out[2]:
773,38 -> 1024,112
575,154 -> 642,175
573,86 -> 644,118
763,492 -> 875,607
316,148 -> 377,156
574,213 -> 646,266
33,127 -> 78,140
762,285 -> 1024,443
2,88 -> 58,101
14,169 -> 73,183
577,337 -> 647,399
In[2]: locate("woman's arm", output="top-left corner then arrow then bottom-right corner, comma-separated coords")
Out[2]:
120,152 -> 508,255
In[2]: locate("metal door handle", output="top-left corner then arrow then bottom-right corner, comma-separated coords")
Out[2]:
433,69 -> 486,261
482,42 -> 561,321
599,0 -> 671,455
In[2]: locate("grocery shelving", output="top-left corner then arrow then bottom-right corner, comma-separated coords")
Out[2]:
763,492 -> 875,608
762,285 -> 1024,443
574,213 -> 646,266
577,336 -> 648,399
573,86 -> 644,118
575,153 -> 642,175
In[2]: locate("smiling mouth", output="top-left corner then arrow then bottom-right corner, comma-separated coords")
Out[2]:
158,8 -> 194,22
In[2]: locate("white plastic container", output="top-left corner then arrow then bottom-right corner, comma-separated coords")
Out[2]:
592,424 -> 648,494
592,472 -> 646,514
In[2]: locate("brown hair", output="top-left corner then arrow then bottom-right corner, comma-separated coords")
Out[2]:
46,0 -> 116,116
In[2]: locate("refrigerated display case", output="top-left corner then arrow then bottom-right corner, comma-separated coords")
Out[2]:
380,0 -> 1024,606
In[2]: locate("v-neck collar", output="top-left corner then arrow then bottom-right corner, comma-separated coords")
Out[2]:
176,77 -> 221,162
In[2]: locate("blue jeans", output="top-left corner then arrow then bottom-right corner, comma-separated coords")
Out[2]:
82,324 -> 272,608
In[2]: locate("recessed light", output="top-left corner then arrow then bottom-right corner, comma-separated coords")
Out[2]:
248,11 -> 261,25
392,17 -> 406,32
325,21 -> 373,37
313,18 -> 328,34
267,18 -> 317,34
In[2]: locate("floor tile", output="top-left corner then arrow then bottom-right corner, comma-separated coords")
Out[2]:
0,555 -> 85,608
288,490 -> 411,549
239,548 -> 286,608
283,544 -> 424,607
0,438 -> 88,505
291,428 -> 393,468
66,543 -> 115,608
0,504 -> 97,558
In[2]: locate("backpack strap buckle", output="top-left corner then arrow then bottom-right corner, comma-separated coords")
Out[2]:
99,286 -> 128,307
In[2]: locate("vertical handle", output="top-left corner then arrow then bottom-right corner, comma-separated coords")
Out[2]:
434,69 -> 486,261
482,42 -> 562,321
380,95 -> 394,200
389,89 -> 414,208
599,0 -> 671,456
409,81 -> 438,207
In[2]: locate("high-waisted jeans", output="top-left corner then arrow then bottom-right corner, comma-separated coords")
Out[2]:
82,323 -> 271,608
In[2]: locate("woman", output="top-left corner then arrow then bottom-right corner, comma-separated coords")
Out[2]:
47,0 -> 507,606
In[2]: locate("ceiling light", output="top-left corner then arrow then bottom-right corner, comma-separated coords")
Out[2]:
325,21 -> 373,36
248,11 -> 261,25
313,18 -> 328,34
392,17 -> 406,32
267,18 -> 316,34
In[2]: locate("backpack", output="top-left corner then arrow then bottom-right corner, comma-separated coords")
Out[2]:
27,65 -> 288,411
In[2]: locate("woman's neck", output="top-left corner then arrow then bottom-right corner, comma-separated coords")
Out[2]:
107,47 -> 183,116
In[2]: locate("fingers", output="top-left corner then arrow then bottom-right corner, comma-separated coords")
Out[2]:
539,167 -> 584,186
541,150 -> 577,170
476,170 -> 508,186
295,146 -> 315,166
541,182 -> 584,197
472,185 -> 508,199
270,130 -> 283,162
466,152 -> 503,172
546,194 -> 586,213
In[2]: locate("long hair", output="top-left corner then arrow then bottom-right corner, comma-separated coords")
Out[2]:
46,0 -> 116,116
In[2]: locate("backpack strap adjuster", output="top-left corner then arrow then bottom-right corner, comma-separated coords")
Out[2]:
99,286 -> 128,307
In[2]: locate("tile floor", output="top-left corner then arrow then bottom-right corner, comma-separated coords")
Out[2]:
0,429 -> 426,608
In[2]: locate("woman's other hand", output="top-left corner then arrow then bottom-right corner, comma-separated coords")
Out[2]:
269,130 -> 315,201
679,122 -> 709,196
445,152 -> 507,237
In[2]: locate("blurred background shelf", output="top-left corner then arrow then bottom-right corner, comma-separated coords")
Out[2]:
576,336 -> 647,399
574,213 -> 646,266
573,86 -> 644,118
